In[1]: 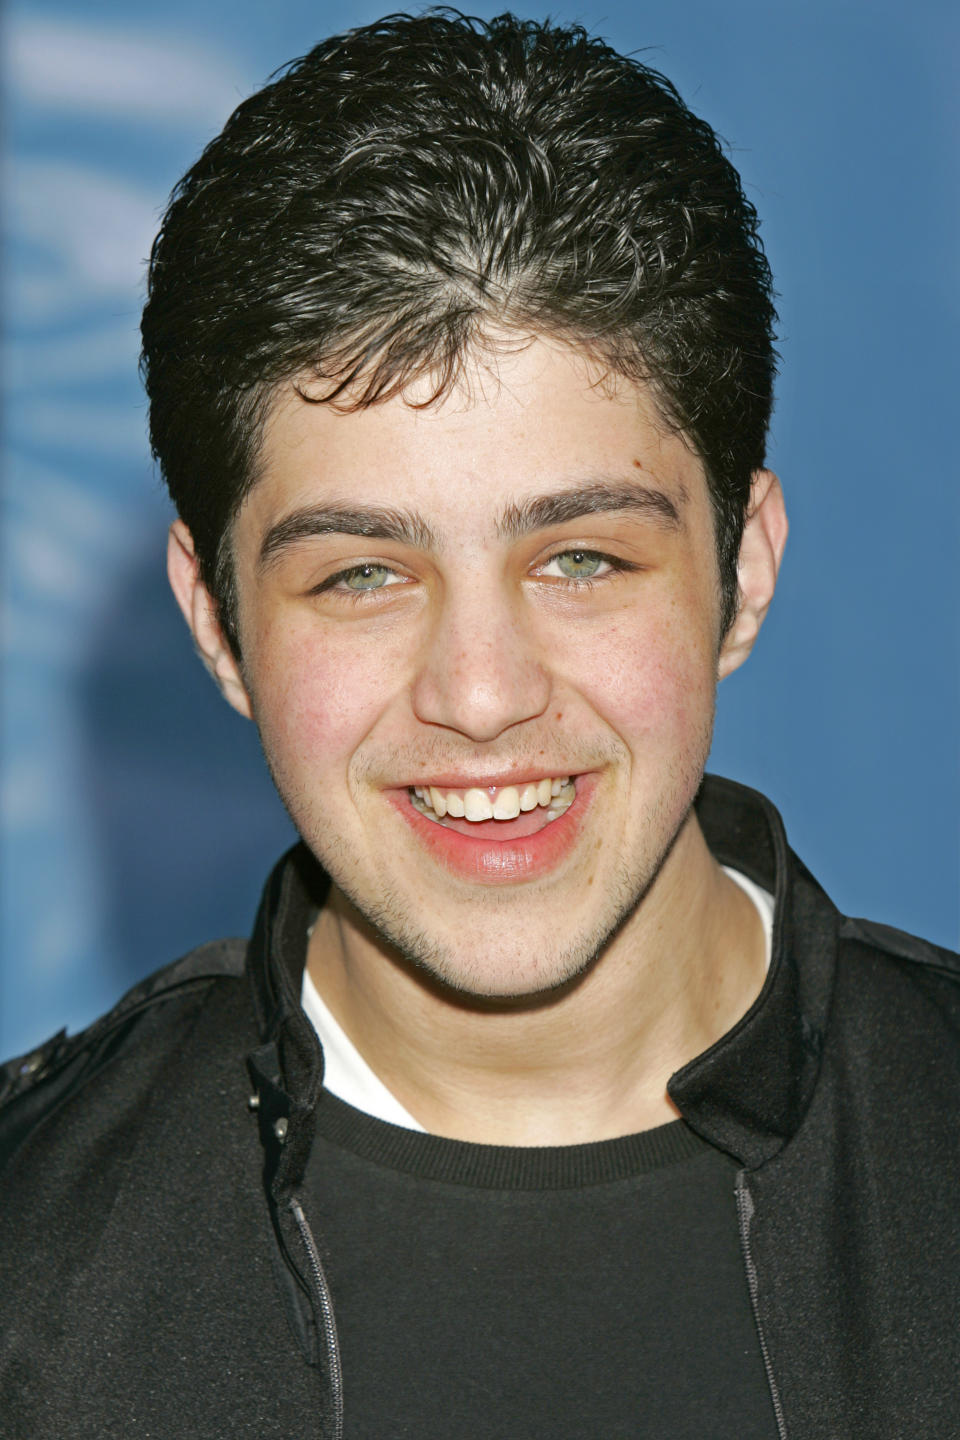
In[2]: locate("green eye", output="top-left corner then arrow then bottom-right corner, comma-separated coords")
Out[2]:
555,550 -> 604,580
344,564 -> 391,591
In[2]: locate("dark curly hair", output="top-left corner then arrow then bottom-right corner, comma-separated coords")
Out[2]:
141,9 -> 777,650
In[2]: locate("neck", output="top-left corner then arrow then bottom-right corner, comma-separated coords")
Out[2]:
306,811 -> 766,1145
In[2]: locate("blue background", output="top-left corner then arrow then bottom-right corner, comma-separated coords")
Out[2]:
3,0 -> 957,1057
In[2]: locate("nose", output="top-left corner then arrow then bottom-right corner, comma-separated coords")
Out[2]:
410,579 -> 552,742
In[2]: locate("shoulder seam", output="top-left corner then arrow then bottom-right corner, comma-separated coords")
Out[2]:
0,939 -> 248,1106
838,916 -> 960,980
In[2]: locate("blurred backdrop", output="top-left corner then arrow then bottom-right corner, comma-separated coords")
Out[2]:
3,0 -> 958,1057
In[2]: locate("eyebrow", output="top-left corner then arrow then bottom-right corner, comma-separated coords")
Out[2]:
496,480 -> 685,540
258,503 -> 437,571
258,477 -> 685,570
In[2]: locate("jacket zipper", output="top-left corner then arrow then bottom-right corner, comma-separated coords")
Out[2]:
735,1172 -> 788,1440
291,1197 -> 344,1440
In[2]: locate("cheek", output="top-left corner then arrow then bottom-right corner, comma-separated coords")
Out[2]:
248,625 -> 393,779
573,609 -> 717,749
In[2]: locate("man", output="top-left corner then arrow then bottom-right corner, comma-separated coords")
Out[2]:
1,12 -> 957,1438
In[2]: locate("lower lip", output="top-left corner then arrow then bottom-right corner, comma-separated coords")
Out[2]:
388,775 -> 596,883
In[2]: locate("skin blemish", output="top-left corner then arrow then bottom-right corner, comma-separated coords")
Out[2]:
633,458 -> 643,469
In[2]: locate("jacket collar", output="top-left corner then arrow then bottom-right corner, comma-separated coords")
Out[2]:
246,846 -> 330,1190
669,775 -> 838,1167
245,774 -> 839,1175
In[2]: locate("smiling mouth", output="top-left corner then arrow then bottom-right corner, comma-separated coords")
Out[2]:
408,776 -> 576,835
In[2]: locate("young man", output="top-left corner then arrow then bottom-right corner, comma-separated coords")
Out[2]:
1,13 -> 957,1438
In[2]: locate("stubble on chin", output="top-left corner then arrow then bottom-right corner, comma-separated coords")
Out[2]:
281,724 -> 713,1004
317,800 -> 694,1006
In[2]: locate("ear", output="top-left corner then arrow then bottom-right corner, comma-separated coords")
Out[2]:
166,520 -> 253,719
718,469 -> 788,680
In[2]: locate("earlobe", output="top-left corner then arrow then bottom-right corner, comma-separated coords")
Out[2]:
166,521 -> 253,719
718,470 -> 788,680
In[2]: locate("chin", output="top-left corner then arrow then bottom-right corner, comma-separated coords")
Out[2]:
340,855 -> 653,1007
415,943 -> 595,1004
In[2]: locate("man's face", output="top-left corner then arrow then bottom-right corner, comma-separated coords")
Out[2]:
225,337 -> 730,997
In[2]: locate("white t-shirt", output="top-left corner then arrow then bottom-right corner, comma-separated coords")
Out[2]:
301,866 -> 775,1132
302,970 -> 426,1131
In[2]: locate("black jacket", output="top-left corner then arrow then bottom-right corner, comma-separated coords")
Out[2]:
1,776 -> 958,1439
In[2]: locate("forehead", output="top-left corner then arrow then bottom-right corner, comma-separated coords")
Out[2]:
241,337 -> 709,545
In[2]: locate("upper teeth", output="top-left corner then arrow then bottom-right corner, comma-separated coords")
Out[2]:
411,777 -> 572,822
